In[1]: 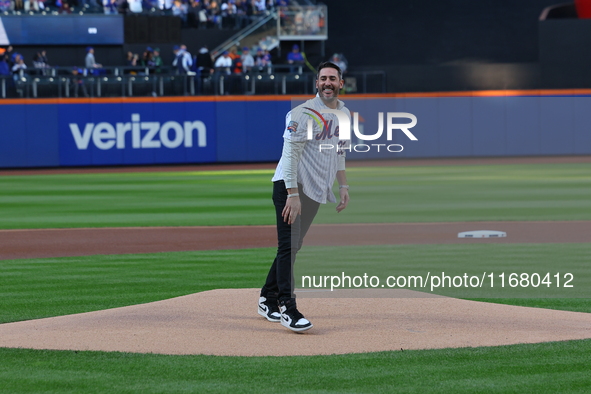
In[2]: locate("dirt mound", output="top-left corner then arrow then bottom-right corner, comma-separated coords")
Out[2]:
1,289 -> 590,356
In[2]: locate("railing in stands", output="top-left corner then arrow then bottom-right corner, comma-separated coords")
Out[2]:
0,67 -> 386,98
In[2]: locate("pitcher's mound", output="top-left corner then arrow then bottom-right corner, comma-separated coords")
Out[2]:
0,288 -> 590,356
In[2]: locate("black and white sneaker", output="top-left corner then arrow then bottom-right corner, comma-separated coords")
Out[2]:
279,298 -> 313,332
258,296 -> 281,322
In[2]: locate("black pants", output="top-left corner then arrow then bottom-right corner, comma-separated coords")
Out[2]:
261,180 -> 320,301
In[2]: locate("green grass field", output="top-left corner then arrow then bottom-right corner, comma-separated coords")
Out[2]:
1,163 -> 591,228
1,161 -> 591,393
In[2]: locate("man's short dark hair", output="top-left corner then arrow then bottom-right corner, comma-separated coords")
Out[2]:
317,61 -> 342,79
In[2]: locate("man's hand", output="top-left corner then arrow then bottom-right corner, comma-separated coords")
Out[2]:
283,196 -> 301,224
336,188 -> 349,213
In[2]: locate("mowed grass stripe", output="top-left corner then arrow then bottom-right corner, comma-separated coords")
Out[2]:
1,340 -> 591,393
0,248 -> 273,324
1,163 -> 591,228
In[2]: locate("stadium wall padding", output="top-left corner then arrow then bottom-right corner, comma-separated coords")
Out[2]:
1,94 -> 590,168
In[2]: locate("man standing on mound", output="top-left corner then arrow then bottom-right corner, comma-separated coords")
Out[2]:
258,61 -> 351,332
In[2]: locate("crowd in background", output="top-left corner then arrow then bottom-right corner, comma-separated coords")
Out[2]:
170,43 -> 346,76
0,44 -> 348,98
0,43 -> 347,80
1,0 -> 289,31
0,46 -> 48,78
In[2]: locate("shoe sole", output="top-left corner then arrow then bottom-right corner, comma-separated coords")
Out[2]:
258,306 -> 280,322
281,320 -> 313,332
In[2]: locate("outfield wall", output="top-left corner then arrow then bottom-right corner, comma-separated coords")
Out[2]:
1,91 -> 590,168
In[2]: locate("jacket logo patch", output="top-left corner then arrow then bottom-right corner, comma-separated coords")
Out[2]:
287,121 -> 298,133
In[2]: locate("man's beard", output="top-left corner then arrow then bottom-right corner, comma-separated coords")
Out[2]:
318,86 -> 338,101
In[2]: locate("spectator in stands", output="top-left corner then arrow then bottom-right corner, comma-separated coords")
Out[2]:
0,0 -> 11,12
14,0 -> 24,11
172,46 -> 180,68
159,0 -> 173,10
32,50 -> 50,75
228,46 -> 242,73
140,48 -> 150,66
254,47 -> 265,69
208,0 -> 222,28
262,48 -> 272,66
10,51 -> 24,68
195,45 -> 214,75
172,0 -> 189,26
4,45 -> 14,68
172,45 -> 193,74
117,0 -> 130,13
221,0 -> 237,29
253,0 -> 265,15
26,0 -> 44,11
197,0 -> 210,28
210,0 -> 222,29
0,50 -> 10,77
304,7 -> 319,34
4,46 -> 14,69
254,47 -> 271,72
125,51 -> 133,65
126,51 -> 139,66
287,44 -> 304,73
10,51 -> 24,65
187,0 -> 201,28
227,47 -> 242,93
181,44 -> 193,70
233,54 -> 243,75
32,50 -> 49,68
234,0 -> 248,29
214,51 -> 232,74
330,53 -> 347,74
151,48 -> 163,72
140,47 -> 155,67
241,46 -> 254,73
294,9 -> 305,34
244,0 -> 254,20
127,0 -> 142,13
11,54 -> 27,78
85,47 -> 103,69
59,1 -> 72,13
103,0 -> 117,14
